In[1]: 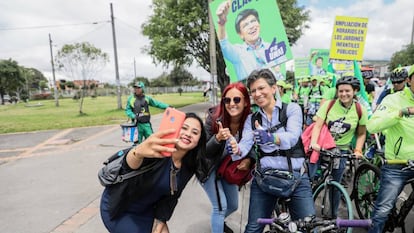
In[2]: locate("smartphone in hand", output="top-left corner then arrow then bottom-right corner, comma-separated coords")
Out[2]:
158,107 -> 186,156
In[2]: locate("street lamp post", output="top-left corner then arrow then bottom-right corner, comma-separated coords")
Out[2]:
208,0 -> 218,106
49,33 -> 59,107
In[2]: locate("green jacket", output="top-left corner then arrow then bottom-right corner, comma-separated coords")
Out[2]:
125,94 -> 169,122
281,90 -> 293,104
367,87 -> 414,160
294,86 -> 310,105
308,85 -> 326,103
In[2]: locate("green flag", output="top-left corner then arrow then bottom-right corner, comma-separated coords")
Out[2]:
353,60 -> 372,117
327,63 -> 336,87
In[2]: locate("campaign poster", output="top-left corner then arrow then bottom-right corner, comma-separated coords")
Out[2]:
309,48 -> 329,76
330,16 -> 368,61
271,63 -> 286,81
294,57 -> 310,79
209,0 -> 293,83
329,59 -> 355,75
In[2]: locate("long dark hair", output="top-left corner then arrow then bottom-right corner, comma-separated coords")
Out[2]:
182,112 -> 206,173
211,82 -> 251,136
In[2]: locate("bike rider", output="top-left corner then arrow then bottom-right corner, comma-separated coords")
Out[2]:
310,76 -> 367,217
367,65 -> 414,233
375,67 -> 408,106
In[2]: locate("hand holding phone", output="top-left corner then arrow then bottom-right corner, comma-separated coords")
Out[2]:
158,107 -> 186,156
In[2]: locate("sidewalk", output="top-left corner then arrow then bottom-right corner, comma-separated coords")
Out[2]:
73,102 -> 251,233
0,102 -> 251,233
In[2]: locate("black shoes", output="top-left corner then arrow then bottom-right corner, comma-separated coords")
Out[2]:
224,222 -> 234,233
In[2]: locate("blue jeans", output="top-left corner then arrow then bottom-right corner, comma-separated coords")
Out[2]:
201,170 -> 239,233
244,171 -> 315,233
368,165 -> 414,233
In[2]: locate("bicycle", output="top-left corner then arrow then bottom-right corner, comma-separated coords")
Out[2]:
353,158 -> 414,233
257,215 -> 372,233
350,147 -> 383,219
269,197 -> 292,232
312,148 -> 356,233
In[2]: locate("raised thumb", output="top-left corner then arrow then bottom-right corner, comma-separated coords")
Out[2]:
254,120 -> 262,130
217,121 -> 223,130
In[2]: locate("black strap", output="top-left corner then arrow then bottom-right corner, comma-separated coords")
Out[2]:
254,145 -> 294,173
251,103 -> 288,132
214,176 -> 223,211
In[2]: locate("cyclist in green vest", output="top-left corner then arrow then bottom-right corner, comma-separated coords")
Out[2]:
305,76 -> 327,126
367,65 -> 414,233
376,67 -> 408,106
277,80 -> 292,104
294,77 -> 310,124
125,81 -> 170,144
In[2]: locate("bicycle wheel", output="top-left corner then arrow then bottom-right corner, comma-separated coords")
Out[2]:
351,162 -> 381,219
313,181 -> 353,233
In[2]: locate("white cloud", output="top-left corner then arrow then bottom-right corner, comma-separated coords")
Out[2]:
292,0 -> 414,60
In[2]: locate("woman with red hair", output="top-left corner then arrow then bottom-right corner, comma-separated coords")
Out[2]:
196,82 -> 253,233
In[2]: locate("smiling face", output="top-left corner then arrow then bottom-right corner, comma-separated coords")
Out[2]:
176,117 -> 201,152
337,84 -> 355,106
249,77 -> 277,109
238,14 -> 260,45
223,88 -> 247,118
315,57 -> 323,68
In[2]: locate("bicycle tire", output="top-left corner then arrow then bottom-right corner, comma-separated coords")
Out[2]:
351,162 -> 381,219
313,181 -> 354,233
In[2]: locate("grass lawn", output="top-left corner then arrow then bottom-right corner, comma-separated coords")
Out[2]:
0,92 -> 204,134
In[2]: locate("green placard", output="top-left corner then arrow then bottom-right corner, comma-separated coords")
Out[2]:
210,0 -> 293,83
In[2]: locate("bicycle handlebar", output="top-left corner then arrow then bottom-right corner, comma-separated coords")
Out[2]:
318,148 -> 357,159
257,218 -> 275,225
257,217 -> 372,232
383,159 -> 414,170
336,219 -> 372,228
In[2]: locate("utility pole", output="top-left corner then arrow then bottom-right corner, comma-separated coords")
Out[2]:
110,3 -> 122,109
48,33 -> 59,107
411,15 -> 414,44
208,0 -> 218,106
134,58 -> 137,79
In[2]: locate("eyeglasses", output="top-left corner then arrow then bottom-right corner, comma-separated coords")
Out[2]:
222,97 -> 242,104
392,80 -> 404,84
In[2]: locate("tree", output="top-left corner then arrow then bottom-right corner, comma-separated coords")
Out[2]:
0,59 -> 25,105
169,66 -> 194,86
142,0 -> 309,92
55,42 -> 109,114
389,44 -> 414,70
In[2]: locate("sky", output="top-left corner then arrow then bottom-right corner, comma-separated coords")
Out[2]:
1,0 -> 413,85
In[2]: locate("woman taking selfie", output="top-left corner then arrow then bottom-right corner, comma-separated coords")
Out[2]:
100,113 -> 206,233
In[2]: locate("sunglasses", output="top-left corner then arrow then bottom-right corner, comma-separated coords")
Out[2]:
392,80 -> 404,84
222,97 -> 242,104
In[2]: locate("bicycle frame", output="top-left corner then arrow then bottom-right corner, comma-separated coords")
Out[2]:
312,149 -> 355,232
257,216 -> 371,233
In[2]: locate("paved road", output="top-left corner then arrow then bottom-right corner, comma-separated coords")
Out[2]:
0,102 -> 412,233
0,102 -> 249,233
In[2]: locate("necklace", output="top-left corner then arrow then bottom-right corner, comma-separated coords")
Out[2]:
170,161 -> 180,195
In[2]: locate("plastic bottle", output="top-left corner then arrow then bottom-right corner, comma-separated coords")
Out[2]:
366,146 -> 376,159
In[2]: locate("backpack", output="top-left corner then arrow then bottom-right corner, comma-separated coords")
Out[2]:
251,102 -> 305,159
309,85 -> 323,98
98,148 -> 162,186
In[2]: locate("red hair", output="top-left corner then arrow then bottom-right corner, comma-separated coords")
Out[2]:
211,82 -> 251,136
